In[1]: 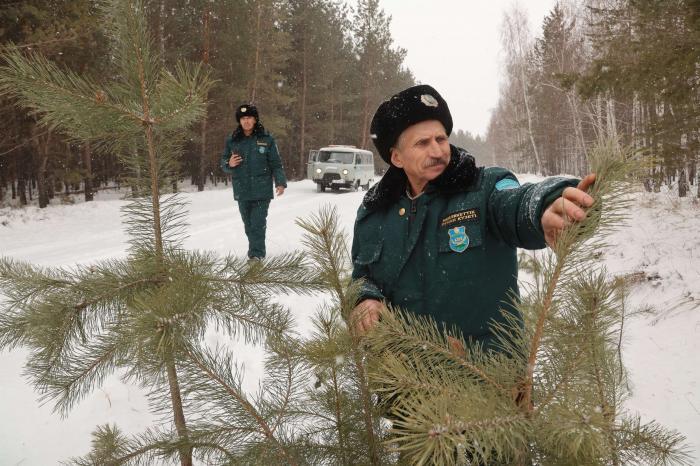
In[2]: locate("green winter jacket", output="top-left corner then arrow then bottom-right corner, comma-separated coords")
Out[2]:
351,145 -> 578,351
220,126 -> 287,201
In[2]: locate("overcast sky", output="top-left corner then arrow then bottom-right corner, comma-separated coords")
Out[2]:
379,1 -> 558,138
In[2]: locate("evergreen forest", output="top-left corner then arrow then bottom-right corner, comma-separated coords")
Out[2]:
1,0 -> 698,201
0,0 -> 412,207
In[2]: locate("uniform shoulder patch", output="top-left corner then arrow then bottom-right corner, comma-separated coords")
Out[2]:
441,208 -> 479,228
495,178 -> 520,191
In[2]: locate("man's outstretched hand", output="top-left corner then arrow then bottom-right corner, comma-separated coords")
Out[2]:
541,173 -> 596,248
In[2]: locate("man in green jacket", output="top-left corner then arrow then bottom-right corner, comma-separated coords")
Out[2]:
221,104 -> 287,260
350,85 -> 595,353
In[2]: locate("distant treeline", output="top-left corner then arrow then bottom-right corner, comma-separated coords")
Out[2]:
0,0 -> 413,207
488,0 -> 699,196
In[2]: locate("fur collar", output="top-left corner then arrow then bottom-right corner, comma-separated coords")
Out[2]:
362,145 -> 480,212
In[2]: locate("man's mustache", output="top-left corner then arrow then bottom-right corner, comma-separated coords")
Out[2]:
423,158 -> 447,168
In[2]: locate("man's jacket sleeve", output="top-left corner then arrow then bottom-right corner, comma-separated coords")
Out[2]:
350,207 -> 385,303
268,138 -> 287,188
220,135 -> 234,175
484,168 -> 579,250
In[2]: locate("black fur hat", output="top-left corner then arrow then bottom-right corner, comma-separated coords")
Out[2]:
370,84 -> 453,164
235,103 -> 259,122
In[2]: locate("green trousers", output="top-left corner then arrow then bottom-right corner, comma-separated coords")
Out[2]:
237,199 -> 271,259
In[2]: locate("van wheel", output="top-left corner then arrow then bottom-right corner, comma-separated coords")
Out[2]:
353,180 -> 360,191
331,185 -> 340,191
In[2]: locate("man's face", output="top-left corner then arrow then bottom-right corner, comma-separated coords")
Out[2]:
240,115 -> 256,133
390,120 -> 450,190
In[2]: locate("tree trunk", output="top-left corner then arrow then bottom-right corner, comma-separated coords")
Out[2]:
83,142 -> 94,202
166,358 -> 193,466
250,3 -> 263,102
352,351 -> 380,465
566,90 -> 586,175
299,21 -> 308,178
198,5 -> 210,192
360,84 -> 371,149
30,124 -> 51,209
330,76 -> 335,145
678,168 -> 688,197
16,155 -> 27,205
519,66 -> 541,174
606,92 -> 618,141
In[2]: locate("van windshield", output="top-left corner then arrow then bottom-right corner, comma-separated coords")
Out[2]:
318,151 -> 354,164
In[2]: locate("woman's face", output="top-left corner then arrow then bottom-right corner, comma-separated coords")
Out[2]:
240,116 -> 256,134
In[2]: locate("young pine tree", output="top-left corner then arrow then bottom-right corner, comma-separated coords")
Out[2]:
294,206 -> 396,465
0,1 -> 318,464
360,142 -> 691,465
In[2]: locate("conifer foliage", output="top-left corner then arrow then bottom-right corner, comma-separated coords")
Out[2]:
0,1 -> 319,464
361,142 -> 691,465
295,207 -> 390,465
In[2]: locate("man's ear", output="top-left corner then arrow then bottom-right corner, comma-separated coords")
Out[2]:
390,148 -> 403,168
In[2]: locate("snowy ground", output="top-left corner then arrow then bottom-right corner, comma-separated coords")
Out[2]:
1,178 -> 698,464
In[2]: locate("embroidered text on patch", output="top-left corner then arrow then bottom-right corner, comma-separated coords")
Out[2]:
441,208 -> 479,228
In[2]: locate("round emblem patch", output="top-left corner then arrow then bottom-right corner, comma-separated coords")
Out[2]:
448,226 -> 469,253
421,94 -> 439,108
241,107 -> 247,113
258,146 -> 266,154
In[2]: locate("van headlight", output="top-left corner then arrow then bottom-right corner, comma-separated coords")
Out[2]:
315,168 -> 322,174
342,169 -> 348,175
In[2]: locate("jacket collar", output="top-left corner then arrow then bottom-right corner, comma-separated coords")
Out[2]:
361,145 -> 480,212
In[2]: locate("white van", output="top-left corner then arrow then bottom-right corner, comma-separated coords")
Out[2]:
307,145 -> 375,192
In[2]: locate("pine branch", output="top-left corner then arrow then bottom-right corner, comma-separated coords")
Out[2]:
0,48 -> 146,141
213,252 -> 325,296
297,207 -> 386,465
614,416 -> 694,466
67,424 -> 186,466
365,308 -> 510,396
180,346 -> 299,466
389,397 -> 529,466
295,205 -> 352,303
151,62 -> 214,131
521,141 -> 639,412
28,333 -> 122,417
122,194 -> 190,254
264,336 -> 307,436
299,307 -> 361,464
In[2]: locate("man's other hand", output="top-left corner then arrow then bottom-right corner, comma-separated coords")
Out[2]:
542,173 -> 596,247
350,299 -> 383,336
276,185 -> 285,196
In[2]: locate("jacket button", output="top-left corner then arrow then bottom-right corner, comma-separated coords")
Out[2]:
399,207 -> 406,216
